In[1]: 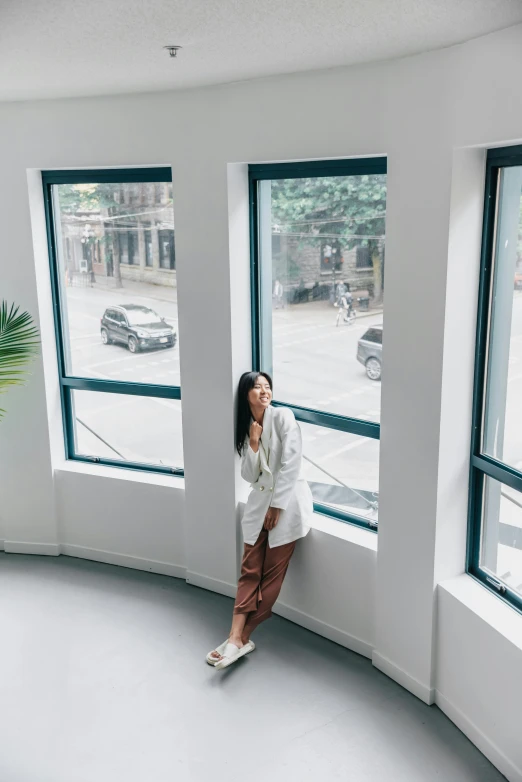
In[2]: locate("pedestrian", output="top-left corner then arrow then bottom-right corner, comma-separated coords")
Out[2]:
206,371 -> 313,670
335,280 -> 347,304
273,278 -> 284,309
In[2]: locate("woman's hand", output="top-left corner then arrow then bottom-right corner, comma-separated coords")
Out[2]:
249,421 -> 263,452
263,506 -> 281,530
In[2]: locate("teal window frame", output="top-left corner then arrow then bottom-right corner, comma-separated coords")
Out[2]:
249,158 -> 387,532
468,145 -> 522,613
43,167 -> 183,478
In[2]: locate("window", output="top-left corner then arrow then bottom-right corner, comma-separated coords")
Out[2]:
127,229 -> 139,265
43,168 -> 183,476
469,145 -> 522,612
159,229 -> 175,270
356,245 -> 372,269
250,158 -> 386,530
360,327 -> 382,344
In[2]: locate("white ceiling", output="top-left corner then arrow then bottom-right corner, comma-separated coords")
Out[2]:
1,0 -> 522,102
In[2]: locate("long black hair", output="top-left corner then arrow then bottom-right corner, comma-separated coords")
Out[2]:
235,371 -> 273,456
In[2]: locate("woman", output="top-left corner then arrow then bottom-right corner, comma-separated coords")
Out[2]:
207,371 -> 313,670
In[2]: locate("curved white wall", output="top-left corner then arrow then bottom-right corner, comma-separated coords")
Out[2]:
1,23 -> 522,780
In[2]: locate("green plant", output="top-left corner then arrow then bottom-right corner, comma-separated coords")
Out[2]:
0,301 -> 40,420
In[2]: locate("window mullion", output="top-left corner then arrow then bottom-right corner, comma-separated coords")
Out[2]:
273,400 -> 380,439
472,454 -> 522,495
61,376 -> 181,400
313,502 -> 378,532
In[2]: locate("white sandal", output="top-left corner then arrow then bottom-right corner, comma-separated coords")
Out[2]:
209,640 -> 255,669
206,640 -> 228,666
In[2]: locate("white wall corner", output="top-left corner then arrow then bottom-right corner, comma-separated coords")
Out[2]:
173,158 -> 239,588
375,142 -> 454,701
372,651 -> 435,705
433,146 -> 486,586
26,168 -> 66,469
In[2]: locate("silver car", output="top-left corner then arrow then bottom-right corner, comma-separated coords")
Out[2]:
357,325 -> 382,380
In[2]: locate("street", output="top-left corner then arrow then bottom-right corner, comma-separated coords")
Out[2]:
61,279 -> 522,544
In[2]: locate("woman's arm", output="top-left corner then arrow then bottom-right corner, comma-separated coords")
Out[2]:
270,408 -> 302,510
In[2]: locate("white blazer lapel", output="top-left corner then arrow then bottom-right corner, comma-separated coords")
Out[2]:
260,405 -> 273,471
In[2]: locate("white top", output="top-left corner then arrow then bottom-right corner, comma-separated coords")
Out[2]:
240,405 -> 313,547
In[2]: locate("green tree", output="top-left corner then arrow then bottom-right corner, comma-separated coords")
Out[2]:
56,183 -> 124,287
271,174 -> 386,302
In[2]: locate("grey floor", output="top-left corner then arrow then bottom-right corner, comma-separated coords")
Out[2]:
0,553 -> 506,782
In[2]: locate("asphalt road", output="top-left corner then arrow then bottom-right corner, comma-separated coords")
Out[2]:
62,281 -> 522,541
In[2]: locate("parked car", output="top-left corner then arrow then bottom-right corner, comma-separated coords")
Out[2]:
101,304 -> 176,353
357,325 -> 382,380
515,270 -> 522,290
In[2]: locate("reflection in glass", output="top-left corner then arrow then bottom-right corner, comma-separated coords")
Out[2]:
52,181 -> 179,385
299,421 -> 379,523
71,390 -> 183,470
483,167 -> 522,473
482,476 -> 522,598
258,174 -> 386,422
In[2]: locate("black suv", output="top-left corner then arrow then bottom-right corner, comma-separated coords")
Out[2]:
100,304 -> 176,353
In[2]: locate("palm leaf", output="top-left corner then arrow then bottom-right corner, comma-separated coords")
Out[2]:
0,301 -> 40,420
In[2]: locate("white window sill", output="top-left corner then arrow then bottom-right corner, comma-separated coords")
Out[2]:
310,512 -> 378,552
439,573 -> 522,652
53,460 -> 185,489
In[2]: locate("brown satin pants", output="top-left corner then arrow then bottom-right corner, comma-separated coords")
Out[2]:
233,528 -> 296,636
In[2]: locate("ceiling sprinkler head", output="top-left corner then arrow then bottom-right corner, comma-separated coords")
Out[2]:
164,45 -> 182,58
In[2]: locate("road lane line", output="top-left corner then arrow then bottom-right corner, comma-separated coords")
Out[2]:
323,438 -> 370,461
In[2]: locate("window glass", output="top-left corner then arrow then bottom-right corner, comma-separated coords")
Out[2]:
71,390 -> 183,470
361,327 -> 382,344
299,422 -> 379,523
482,167 -> 522,472
258,174 -> 386,422
159,229 -> 175,270
51,180 -> 179,385
481,476 -> 522,597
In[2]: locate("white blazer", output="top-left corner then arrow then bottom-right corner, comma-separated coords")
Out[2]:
241,405 -> 313,548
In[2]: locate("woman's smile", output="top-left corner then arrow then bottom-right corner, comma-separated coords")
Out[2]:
248,377 -> 272,411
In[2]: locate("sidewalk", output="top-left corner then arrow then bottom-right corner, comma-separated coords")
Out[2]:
91,276 -> 178,305
90,276 -> 383,319
279,298 -> 383,320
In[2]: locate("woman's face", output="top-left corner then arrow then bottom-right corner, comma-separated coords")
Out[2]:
248,375 -> 272,411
